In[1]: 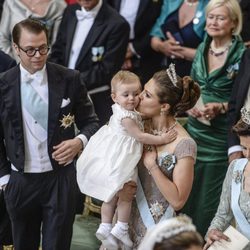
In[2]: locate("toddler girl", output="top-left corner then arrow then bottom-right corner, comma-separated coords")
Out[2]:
76,71 -> 177,249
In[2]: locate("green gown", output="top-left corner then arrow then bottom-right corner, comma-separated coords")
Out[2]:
182,35 -> 245,237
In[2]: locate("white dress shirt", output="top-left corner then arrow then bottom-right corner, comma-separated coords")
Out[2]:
68,0 -> 103,69
120,0 -> 140,40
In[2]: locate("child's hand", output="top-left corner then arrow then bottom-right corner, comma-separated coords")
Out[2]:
161,129 -> 177,144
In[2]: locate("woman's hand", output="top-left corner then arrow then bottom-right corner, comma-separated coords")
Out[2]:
203,102 -> 222,120
186,107 -> 203,118
118,181 -> 137,202
151,36 -> 183,59
203,229 -> 230,250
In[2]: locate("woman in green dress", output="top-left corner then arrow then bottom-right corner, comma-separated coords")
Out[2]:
182,0 -> 245,237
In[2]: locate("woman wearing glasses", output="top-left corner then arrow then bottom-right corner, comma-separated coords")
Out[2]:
0,0 -> 66,61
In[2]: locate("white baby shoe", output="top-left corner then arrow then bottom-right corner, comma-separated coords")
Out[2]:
96,224 -> 119,250
111,223 -> 133,248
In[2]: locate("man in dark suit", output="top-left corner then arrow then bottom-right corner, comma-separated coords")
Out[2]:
0,18 -> 99,250
0,0 -> 4,20
107,0 -> 163,84
240,0 -> 250,47
228,49 -> 250,163
0,49 -> 16,250
50,0 -> 130,125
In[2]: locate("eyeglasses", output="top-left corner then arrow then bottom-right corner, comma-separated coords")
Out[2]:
18,45 -> 50,57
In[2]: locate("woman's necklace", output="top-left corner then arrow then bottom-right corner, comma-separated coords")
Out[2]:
151,120 -> 177,136
184,0 -> 198,7
209,40 -> 232,57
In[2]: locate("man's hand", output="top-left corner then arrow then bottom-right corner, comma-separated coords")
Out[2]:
52,138 -> 83,165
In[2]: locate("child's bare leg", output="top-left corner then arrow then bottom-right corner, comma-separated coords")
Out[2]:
101,195 -> 118,223
111,197 -> 133,248
96,196 -> 119,249
117,198 -> 132,223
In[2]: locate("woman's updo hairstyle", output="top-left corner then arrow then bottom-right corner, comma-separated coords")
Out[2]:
152,70 -> 200,116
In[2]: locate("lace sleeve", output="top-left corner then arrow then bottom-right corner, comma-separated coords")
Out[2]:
205,161 -> 235,238
174,138 -> 197,162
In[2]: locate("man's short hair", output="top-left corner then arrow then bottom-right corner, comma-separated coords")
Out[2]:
12,18 -> 49,45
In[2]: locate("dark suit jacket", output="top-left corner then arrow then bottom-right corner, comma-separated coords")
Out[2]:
50,3 -> 130,91
107,0 -> 163,82
0,62 -> 99,178
107,0 -> 162,58
228,49 -> 250,148
240,0 -> 250,42
0,50 -> 16,72
0,0 -> 4,20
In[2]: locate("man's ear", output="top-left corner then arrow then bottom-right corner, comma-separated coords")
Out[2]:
13,43 -> 20,57
111,93 -> 116,103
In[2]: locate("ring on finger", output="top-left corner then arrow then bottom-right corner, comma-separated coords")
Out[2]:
170,54 -> 175,59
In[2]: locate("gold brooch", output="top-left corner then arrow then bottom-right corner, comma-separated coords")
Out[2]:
60,113 -> 75,129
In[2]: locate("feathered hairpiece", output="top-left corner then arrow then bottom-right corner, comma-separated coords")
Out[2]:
138,215 -> 196,250
241,107 -> 250,125
166,63 -> 178,87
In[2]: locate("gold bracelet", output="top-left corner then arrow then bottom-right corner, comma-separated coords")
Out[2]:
148,165 -> 159,175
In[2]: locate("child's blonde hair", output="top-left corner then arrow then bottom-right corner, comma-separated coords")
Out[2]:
111,70 -> 141,93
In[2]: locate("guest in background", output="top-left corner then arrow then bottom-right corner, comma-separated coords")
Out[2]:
227,49 -> 250,163
0,0 -> 66,61
50,0 -> 130,125
107,0 -> 163,84
239,0 -> 250,47
0,0 -> 4,20
150,0 -> 209,77
0,49 -> 16,250
204,113 -> 250,249
182,0 -> 245,237
138,215 -> 203,250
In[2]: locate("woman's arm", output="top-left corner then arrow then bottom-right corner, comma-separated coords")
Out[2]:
122,118 -> 176,145
142,146 -> 194,211
204,162 -> 235,249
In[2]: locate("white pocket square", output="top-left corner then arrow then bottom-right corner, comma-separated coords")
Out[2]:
61,98 -> 70,108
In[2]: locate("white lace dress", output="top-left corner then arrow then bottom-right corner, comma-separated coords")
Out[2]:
76,103 -> 143,202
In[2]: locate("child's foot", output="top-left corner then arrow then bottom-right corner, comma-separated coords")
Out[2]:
111,224 -> 133,248
96,225 -> 118,250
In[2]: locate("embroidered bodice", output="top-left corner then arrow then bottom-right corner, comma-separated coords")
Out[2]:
130,137 -> 197,249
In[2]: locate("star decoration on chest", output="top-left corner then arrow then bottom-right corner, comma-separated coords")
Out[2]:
60,113 -> 75,129
149,201 -> 164,219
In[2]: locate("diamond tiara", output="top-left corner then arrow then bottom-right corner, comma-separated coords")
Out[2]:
166,63 -> 178,87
